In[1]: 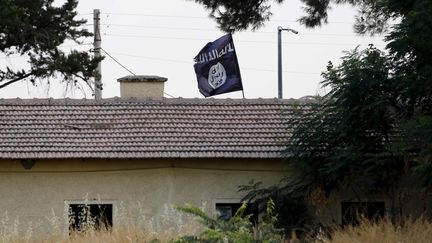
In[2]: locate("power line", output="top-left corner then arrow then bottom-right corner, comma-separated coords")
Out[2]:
104,33 -> 209,41
108,52 -> 191,64
102,12 -> 356,25
105,12 -> 205,18
59,43 -> 93,48
0,43 -> 94,59
100,48 -> 136,75
272,18 -> 353,25
242,67 -> 319,75
105,52 -> 318,75
102,24 -> 218,32
100,48 -> 176,98
100,23 -> 381,38
103,33 -> 385,47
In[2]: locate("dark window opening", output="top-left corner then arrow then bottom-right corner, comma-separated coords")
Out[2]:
68,204 -> 113,232
341,201 -> 385,226
216,203 -> 258,223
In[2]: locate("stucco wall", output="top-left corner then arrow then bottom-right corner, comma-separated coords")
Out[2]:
0,158 -> 288,234
119,81 -> 164,98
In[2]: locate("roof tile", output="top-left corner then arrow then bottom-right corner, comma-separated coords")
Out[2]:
0,97 -> 313,159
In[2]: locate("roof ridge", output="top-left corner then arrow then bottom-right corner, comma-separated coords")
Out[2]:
0,97 -> 316,105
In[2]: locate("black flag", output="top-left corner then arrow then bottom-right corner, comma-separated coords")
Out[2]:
194,34 -> 243,97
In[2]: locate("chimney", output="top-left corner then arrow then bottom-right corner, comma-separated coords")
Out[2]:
117,75 -> 168,99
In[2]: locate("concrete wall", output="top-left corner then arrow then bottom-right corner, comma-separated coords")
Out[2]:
119,80 -> 165,98
0,158 -> 288,234
117,75 -> 167,99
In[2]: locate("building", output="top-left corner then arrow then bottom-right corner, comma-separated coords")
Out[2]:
0,75 -> 312,234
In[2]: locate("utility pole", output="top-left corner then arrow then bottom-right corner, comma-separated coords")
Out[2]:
277,26 -> 298,99
93,9 -> 102,99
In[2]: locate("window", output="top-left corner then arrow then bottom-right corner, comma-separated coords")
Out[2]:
68,203 -> 113,232
215,203 -> 258,223
341,201 -> 385,226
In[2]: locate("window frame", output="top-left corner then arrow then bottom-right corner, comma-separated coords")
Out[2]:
213,198 -> 258,223
63,199 -> 117,234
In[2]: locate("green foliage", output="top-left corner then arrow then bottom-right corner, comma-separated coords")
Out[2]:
285,46 -> 407,199
0,0 -> 101,91
171,202 -> 285,243
193,0 -> 432,222
190,0 -> 283,32
191,0 -> 395,34
384,0 -> 432,191
239,180 -> 312,236
402,115 -> 432,188
385,0 -> 432,109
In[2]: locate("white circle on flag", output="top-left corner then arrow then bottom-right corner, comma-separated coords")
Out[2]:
208,62 -> 226,89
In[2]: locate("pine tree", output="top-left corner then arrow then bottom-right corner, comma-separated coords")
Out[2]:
0,0 -> 101,92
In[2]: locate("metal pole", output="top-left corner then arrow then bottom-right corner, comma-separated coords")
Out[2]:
93,9 -> 102,99
277,27 -> 283,99
277,26 -> 298,99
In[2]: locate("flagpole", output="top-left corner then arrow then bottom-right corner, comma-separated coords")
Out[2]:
230,33 -> 245,99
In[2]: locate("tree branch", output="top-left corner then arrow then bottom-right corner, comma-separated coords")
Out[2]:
0,72 -> 33,89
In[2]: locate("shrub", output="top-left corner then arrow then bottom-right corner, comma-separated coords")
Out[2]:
171,199 -> 286,243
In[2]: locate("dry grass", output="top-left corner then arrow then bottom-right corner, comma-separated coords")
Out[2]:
0,202 -> 203,243
25,227 -> 173,243
5,219 -> 432,243
2,204 -> 432,243
317,218 -> 432,243
0,228 -> 168,243
0,223 -> 201,243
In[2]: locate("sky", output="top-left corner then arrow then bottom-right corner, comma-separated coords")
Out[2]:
0,0 -> 387,99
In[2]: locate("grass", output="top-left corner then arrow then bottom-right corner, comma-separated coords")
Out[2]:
0,227 -> 171,243
0,203 -> 203,243
317,218 -> 432,243
4,218 -> 431,242
1,203 -> 432,243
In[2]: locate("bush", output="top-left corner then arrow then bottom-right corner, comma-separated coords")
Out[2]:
171,199 -> 286,243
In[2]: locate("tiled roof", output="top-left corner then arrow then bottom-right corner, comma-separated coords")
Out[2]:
0,98 -> 313,159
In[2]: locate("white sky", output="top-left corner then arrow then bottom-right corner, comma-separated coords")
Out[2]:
0,0 -> 386,99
